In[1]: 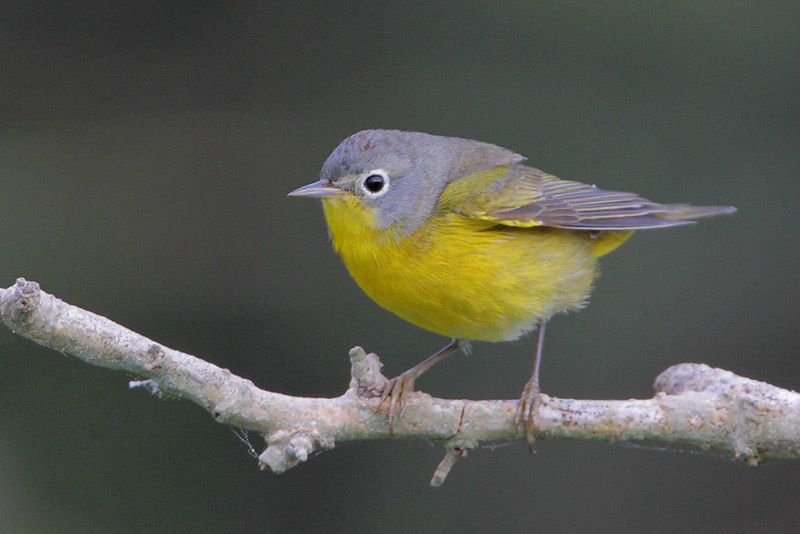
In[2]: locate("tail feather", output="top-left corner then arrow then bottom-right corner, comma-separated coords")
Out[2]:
658,204 -> 737,221
550,202 -> 736,230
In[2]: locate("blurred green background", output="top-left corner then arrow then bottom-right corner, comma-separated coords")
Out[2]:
1,1 -> 798,532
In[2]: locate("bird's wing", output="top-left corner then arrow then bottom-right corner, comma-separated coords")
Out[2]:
441,165 -> 735,231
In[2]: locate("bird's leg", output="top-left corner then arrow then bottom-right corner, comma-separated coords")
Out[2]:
516,320 -> 546,449
380,338 -> 463,434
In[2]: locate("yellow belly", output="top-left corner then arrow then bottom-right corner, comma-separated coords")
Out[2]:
323,197 -> 605,341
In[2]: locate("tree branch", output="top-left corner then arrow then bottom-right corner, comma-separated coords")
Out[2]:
2,278 -> 798,485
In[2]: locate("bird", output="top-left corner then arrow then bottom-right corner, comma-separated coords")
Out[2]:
288,129 -> 735,444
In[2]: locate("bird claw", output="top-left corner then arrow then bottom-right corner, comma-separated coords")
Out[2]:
379,371 -> 417,435
515,381 -> 541,451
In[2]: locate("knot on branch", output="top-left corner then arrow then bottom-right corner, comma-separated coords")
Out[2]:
259,429 -> 334,473
348,346 -> 389,399
0,278 -> 41,325
655,363 -> 795,402
654,363 -> 800,464
656,363 -> 739,396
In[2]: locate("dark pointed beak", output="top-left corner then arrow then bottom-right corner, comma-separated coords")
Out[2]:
287,179 -> 341,198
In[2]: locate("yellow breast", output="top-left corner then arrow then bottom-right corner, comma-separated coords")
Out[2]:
322,196 -> 601,341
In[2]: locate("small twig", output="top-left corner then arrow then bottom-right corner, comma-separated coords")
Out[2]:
2,277 -> 800,484
431,448 -> 469,487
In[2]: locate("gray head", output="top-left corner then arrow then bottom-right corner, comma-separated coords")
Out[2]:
290,129 -> 523,234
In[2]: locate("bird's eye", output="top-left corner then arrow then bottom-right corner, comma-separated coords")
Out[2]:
364,174 -> 384,192
360,169 -> 389,197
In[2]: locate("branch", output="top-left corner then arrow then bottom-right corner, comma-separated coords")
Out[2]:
2,278 -> 799,485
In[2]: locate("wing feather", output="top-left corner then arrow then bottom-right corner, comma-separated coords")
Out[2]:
446,165 -> 735,231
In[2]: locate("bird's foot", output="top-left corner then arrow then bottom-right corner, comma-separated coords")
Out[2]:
515,379 -> 541,451
379,370 -> 418,435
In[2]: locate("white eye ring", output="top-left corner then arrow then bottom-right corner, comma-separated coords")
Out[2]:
359,169 -> 390,197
